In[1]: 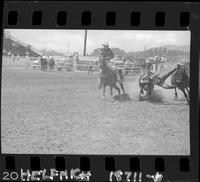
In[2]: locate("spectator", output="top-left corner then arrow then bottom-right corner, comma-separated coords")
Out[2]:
73,52 -> 79,71
25,54 -> 30,69
154,56 -> 160,72
159,55 -> 167,73
88,61 -> 93,75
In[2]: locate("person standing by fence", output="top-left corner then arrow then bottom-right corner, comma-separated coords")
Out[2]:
88,61 -> 93,74
159,55 -> 167,73
154,55 -> 160,72
73,52 -> 79,71
25,53 -> 30,69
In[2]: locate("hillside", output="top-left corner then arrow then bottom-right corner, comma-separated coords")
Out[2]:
42,50 -> 65,57
90,44 -> 189,59
126,45 -> 190,63
159,44 -> 190,52
90,44 -> 190,64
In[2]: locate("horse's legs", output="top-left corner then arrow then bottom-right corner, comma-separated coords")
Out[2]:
120,83 -> 126,95
181,88 -> 189,104
174,87 -> 178,98
114,85 -> 120,96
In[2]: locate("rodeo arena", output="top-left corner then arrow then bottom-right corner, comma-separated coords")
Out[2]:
2,31 -> 190,155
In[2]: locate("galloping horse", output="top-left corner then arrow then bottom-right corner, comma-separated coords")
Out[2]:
98,56 -> 126,99
99,59 -> 120,98
171,63 -> 190,104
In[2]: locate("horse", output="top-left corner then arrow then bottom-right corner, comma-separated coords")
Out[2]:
40,58 -> 48,71
49,58 -> 55,71
171,63 -> 190,104
98,59 -> 126,99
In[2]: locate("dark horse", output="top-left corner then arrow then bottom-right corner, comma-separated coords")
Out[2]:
40,57 -> 48,71
98,60 -> 125,99
171,63 -> 190,104
49,58 -> 55,71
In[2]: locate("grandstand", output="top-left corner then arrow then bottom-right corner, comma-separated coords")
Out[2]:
3,33 -> 41,57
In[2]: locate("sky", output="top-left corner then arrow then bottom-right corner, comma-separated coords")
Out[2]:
5,29 -> 190,55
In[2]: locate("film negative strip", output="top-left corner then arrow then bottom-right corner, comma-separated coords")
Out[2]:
0,1 -> 199,181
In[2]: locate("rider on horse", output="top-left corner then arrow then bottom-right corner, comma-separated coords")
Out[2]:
98,43 -> 125,95
98,43 -> 114,89
100,42 -> 114,63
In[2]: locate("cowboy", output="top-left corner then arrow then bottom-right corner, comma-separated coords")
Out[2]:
140,58 -> 157,91
145,58 -> 153,73
98,43 -> 114,88
100,42 -> 114,63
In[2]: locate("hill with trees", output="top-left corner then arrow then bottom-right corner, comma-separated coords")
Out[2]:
90,44 -> 190,63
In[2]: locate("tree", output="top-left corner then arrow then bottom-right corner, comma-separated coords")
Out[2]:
90,49 -> 101,56
111,48 -> 125,57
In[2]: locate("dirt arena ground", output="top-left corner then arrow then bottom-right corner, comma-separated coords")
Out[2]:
1,57 -> 190,155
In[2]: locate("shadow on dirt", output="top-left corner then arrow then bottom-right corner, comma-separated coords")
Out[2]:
148,90 -> 165,103
138,90 -> 165,103
113,94 -> 132,102
147,90 -> 187,106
